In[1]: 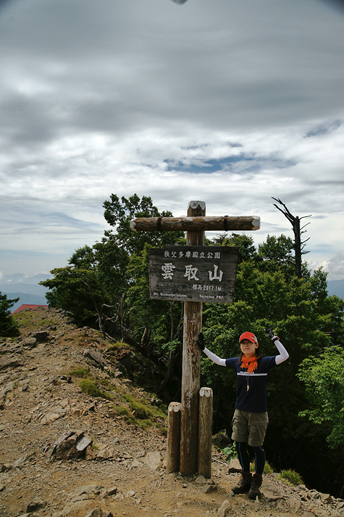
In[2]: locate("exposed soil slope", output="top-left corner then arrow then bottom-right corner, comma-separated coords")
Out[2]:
0,307 -> 343,517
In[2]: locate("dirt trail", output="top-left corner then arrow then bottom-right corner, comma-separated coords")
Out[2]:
0,308 -> 343,517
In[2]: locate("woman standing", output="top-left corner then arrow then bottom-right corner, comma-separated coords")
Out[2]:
197,328 -> 289,499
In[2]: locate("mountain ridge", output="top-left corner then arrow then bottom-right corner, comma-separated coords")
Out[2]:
0,307 -> 343,516
2,276 -> 344,314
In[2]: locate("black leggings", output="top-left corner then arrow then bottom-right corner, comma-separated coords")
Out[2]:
236,441 -> 266,475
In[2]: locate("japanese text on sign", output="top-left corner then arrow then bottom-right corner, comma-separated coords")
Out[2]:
149,246 -> 239,304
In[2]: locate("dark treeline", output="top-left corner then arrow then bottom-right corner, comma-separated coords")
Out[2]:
38,194 -> 344,497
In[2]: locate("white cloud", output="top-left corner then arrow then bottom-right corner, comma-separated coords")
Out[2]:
320,251 -> 344,281
1,0 -> 344,277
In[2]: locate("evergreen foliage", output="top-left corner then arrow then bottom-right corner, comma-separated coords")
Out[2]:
40,193 -> 344,497
0,292 -> 20,337
298,346 -> 344,448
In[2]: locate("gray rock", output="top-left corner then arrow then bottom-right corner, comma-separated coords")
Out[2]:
22,337 -> 38,349
0,353 -> 24,370
84,509 -> 102,517
227,458 -> 241,473
41,409 -> 67,425
76,435 -> 92,451
0,381 -> 16,400
0,464 -> 12,472
12,452 -> 36,468
141,451 -> 161,470
262,487 -> 285,502
105,486 -> 117,496
57,501 -> 95,516
31,331 -> 49,342
0,343 -> 23,354
73,485 -> 102,497
320,493 -> 333,504
288,496 -> 302,512
52,430 -> 93,460
26,499 -> 46,512
83,349 -> 108,369
204,484 -> 217,494
95,445 -> 116,460
218,499 -> 231,517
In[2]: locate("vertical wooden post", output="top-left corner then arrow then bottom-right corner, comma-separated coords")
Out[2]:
166,402 -> 181,473
179,201 -> 205,475
198,387 -> 213,478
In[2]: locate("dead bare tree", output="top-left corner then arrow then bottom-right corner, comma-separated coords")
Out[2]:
272,198 -> 312,279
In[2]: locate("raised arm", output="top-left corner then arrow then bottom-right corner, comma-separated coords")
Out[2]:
264,328 -> 289,365
203,347 -> 227,366
197,332 -> 227,366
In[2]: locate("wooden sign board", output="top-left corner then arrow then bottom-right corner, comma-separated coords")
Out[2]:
149,246 -> 239,303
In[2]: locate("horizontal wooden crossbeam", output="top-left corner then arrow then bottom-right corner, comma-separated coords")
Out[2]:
130,215 -> 260,232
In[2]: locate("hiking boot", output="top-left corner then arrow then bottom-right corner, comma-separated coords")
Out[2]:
248,473 -> 263,500
232,471 -> 252,494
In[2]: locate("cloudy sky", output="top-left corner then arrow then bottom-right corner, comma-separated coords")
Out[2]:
1,0 -> 344,283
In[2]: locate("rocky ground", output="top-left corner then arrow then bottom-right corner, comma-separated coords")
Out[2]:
1,307 -> 344,517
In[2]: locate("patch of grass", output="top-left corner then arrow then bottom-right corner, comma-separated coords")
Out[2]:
107,342 -> 124,352
131,401 -> 153,420
13,312 -> 55,330
155,423 -> 168,436
122,393 -> 154,420
250,461 -> 274,474
263,462 -> 274,474
128,414 -> 138,426
79,379 -> 113,401
138,419 -> 153,430
69,367 -> 90,378
99,378 -> 116,391
115,405 -> 130,416
278,469 -> 303,486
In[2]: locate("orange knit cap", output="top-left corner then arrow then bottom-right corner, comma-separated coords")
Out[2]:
239,332 -> 257,344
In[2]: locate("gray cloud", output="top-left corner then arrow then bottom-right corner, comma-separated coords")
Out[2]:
305,120 -> 342,138
1,0 -> 344,278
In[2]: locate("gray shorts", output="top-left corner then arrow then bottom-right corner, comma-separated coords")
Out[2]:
231,409 -> 269,447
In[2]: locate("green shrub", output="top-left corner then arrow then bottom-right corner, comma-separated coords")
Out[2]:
122,393 -> 154,420
79,379 -> 113,400
279,469 -> 303,486
130,401 -> 153,419
138,419 -> 153,430
263,462 -> 273,474
115,405 -> 130,416
222,444 -> 237,461
99,378 -> 116,391
69,367 -> 90,378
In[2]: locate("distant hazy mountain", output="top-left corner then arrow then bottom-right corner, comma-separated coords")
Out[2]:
0,273 -> 51,312
327,279 -> 344,300
6,293 -> 48,312
1,273 -> 343,313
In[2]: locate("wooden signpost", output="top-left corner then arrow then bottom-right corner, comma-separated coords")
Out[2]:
148,245 -> 239,303
131,201 -> 260,477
